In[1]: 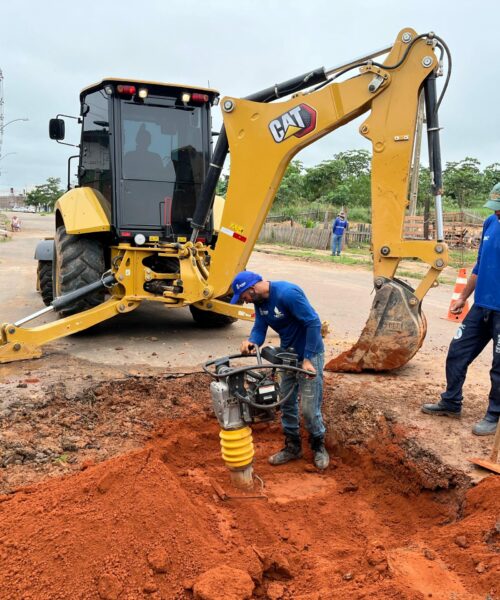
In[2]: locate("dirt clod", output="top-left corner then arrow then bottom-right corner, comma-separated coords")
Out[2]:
147,547 -> 170,573
454,534 -> 469,548
266,581 -> 285,599
263,549 -> 294,580
193,565 -> 254,600
143,579 -> 159,593
97,573 -> 123,600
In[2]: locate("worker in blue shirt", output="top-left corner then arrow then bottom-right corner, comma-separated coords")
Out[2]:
422,183 -> 500,435
331,211 -> 349,256
230,271 -> 329,469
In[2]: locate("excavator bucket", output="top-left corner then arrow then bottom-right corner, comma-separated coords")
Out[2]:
325,278 -> 427,373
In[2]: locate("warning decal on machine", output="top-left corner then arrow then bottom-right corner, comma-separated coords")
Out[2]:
220,226 -> 247,243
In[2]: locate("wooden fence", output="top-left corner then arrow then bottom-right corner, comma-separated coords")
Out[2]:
259,222 -> 370,250
259,213 -> 483,250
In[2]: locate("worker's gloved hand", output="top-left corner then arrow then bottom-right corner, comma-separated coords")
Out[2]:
450,297 -> 467,314
301,358 -> 316,378
240,340 -> 256,355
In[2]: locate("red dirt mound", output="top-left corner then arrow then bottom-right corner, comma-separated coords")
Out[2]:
0,414 -> 498,599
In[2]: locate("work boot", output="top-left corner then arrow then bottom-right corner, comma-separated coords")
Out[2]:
310,436 -> 330,470
421,401 -> 461,418
472,418 -> 498,436
268,436 -> 302,466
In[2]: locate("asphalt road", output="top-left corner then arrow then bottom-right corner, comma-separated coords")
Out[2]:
0,212 -> 485,371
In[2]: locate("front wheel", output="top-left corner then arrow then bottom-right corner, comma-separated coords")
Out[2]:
53,225 -> 105,316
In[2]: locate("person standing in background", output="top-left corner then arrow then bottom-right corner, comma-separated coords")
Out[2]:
331,211 -> 349,256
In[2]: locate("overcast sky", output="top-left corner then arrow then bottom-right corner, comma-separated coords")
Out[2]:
1,0 -> 498,194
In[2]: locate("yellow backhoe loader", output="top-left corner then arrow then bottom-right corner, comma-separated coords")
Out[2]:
0,28 -> 450,371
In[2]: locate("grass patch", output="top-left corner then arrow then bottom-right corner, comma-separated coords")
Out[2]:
0,212 -> 12,242
448,248 -> 477,268
256,244 -> 372,267
0,211 -> 10,229
256,243 -> 458,289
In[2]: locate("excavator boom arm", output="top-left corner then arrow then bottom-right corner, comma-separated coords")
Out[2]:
207,28 -> 449,371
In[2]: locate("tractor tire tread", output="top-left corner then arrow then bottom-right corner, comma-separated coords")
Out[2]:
37,260 -> 54,306
54,226 -> 105,316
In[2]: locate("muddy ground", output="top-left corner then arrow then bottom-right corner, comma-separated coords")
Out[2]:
0,213 -> 499,598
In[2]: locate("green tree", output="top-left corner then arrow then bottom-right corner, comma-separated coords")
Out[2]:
417,166 -> 432,203
215,173 -> 229,197
328,173 -> 371,207
274,160 -> 305,207
482,162 -> 500,195
334,149 -> 371,178
26,177 -> 64,212
443,158 -> 483,208
303,159 -> 343,201
303,150 -> 371,205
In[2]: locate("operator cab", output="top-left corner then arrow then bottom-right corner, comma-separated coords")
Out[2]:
50,78 -> 219,244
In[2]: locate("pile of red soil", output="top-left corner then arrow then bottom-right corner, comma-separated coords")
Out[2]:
0,414 -> 498,599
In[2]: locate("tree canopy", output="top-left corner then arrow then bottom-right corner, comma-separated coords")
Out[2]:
262,151 -> 498,214
26,177 -> 64,212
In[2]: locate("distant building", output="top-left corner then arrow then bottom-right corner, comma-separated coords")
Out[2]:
0,189 -> 27,210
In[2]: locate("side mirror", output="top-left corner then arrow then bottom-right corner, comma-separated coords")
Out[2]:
49,118 -> 65,141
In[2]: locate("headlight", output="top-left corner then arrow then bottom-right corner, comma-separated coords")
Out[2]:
134,234 -> 146,246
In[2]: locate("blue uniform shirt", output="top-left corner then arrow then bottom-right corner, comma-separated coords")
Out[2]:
248,281 -> 324,360
333,217 -> 349,236
472,214 -> 500,311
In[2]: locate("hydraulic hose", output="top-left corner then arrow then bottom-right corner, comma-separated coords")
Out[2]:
423,71 -> 444,241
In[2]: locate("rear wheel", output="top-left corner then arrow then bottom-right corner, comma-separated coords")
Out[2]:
37,260 -> 54,306
53,225 -> 105,316
189,304 -> 237,328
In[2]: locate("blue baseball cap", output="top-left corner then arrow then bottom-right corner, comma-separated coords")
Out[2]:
230,271 -> 262,304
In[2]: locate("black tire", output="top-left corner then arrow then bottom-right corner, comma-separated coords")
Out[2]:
53,225 -> 105,316
37,260 -> 54,306
189,304 -> 237,328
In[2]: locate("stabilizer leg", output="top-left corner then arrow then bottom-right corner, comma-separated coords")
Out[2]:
0,298 -> 139,363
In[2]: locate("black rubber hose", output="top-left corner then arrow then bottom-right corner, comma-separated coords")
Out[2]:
423,72 -> 443,195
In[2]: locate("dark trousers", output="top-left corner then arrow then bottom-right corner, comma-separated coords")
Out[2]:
441,304 -> 500,421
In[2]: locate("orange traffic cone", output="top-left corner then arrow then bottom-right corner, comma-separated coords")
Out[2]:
442,267 -> 470,323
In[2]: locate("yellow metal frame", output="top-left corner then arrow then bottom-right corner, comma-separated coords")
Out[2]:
0,241 -> 253,363
55,187 -> 111,234
0,28 -> 448,363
